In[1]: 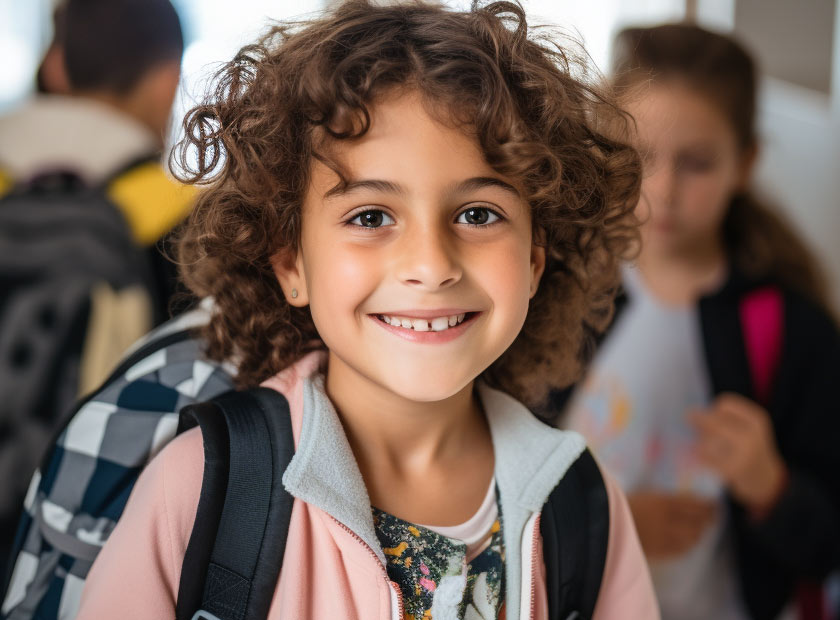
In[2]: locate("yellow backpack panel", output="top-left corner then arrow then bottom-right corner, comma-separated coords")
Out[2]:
107,161 -> 197,246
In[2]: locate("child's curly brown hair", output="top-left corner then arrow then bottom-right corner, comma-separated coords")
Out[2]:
173,0 -> 640,409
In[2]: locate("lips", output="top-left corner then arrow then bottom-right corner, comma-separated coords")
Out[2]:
378,312 -> 467,332
369,311 -> 480,343
652,218 -> 677,232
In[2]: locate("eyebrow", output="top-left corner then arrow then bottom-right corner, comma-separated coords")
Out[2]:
324,176 -> 520,199
324,179 -> 404,198
454,177 -> 520,198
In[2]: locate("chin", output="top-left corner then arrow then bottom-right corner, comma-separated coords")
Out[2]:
647,230 -> 686,252
376,365 -> 480,404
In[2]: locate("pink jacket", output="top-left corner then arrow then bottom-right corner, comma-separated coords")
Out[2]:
78,352 -> 658,619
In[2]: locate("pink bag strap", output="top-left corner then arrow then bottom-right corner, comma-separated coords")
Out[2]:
738,286 -> 784,406
740,288 -> 830,620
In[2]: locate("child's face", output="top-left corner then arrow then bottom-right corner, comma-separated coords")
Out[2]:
626,82 -> 755,255
273,91 -> 545,404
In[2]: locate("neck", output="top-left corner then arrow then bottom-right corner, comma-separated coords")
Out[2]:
80,91 -> 163,148
325,351 -> 487,475
636,234 -> 728,304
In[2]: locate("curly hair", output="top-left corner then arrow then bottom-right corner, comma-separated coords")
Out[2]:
173,0 -> 641,408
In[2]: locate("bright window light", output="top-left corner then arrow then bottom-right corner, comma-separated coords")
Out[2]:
168,0 -> 326,171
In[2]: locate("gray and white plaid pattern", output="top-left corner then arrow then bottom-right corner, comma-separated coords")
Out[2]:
2,309 -> 235,619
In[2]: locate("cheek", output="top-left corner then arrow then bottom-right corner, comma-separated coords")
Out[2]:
635,188 -> 653,220
682,174 -> 736,228
474,237 -> 533,321
305,242 -> 381,317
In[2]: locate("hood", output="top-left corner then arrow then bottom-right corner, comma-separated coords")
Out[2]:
0,95 -> 159,185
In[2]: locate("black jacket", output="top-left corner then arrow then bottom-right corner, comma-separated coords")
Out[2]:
549,270 -> 840,620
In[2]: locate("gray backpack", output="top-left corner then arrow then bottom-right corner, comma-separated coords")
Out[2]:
0,169 -> 154,567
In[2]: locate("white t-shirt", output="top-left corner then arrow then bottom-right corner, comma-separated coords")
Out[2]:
421,477 -> 498,561
565,265 -> 748,620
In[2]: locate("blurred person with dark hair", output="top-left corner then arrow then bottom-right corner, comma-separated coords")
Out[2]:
0,0 -> 192,303
2,0 -> 185,175
0,0 -> 194,571
559,23 -> 840,620
61,0 -> 184,146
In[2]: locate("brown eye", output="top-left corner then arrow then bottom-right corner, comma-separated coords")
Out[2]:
349,210 -> 394,228
457,207 -> 499,226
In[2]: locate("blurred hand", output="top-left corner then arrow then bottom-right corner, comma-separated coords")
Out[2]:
627,491 -> 718,560
689,393 -> 788,512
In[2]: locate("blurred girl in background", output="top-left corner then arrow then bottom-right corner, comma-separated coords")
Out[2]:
563,23 -> 840,620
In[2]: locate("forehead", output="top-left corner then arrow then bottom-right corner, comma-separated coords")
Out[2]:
625,82 -> 737,149
308,90 -> 515,197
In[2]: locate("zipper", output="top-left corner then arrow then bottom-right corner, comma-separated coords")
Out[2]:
530,514 -> 541,620
330,516 -> 405,620
519,512 -> 541,620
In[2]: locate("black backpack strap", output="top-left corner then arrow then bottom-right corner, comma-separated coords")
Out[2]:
175,398 -> 232,620
541,448 -> 610,620
175,387 -> 295,620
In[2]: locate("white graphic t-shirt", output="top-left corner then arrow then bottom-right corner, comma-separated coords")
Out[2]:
564,265 -> 748,620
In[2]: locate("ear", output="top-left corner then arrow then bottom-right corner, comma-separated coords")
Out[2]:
122,60 -> 181,145
736,142 -> 759,192
270,247 -> 309,306
529,242 -> 546,299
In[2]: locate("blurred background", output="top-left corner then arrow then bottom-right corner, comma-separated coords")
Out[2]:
2,0 -> 838,304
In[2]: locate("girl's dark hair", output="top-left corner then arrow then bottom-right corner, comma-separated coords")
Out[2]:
613,24 -> 831,311
174,0 -> 641,407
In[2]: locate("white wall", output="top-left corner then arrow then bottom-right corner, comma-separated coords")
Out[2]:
445,0 -> 686,75
756,78 -> 840,309
0,0 -> 52,112
718,0 -> 840,309
514,0 -> 686,75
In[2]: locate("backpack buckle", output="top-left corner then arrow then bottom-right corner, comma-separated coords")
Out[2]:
191,611 -> 223,620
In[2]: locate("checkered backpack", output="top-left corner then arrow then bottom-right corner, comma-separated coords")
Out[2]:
2,310 -> 609,620
0,309 -> 234,619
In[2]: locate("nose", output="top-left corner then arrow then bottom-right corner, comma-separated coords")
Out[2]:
395,223 -> 462,291
643,161 -> 678,213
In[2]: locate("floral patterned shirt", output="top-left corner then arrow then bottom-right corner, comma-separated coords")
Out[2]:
372,503 -> 506,620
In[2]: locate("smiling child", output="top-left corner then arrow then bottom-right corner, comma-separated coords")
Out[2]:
75,2 -> 658,618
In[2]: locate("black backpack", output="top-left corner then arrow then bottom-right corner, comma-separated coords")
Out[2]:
175,388 -> 610,620
0,169 -> 155,563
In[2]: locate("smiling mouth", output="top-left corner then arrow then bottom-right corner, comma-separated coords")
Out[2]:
374,312 -> 479,332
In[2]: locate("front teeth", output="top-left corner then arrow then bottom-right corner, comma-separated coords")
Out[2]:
381,313 -> 467,331
430,317 -> 449,331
